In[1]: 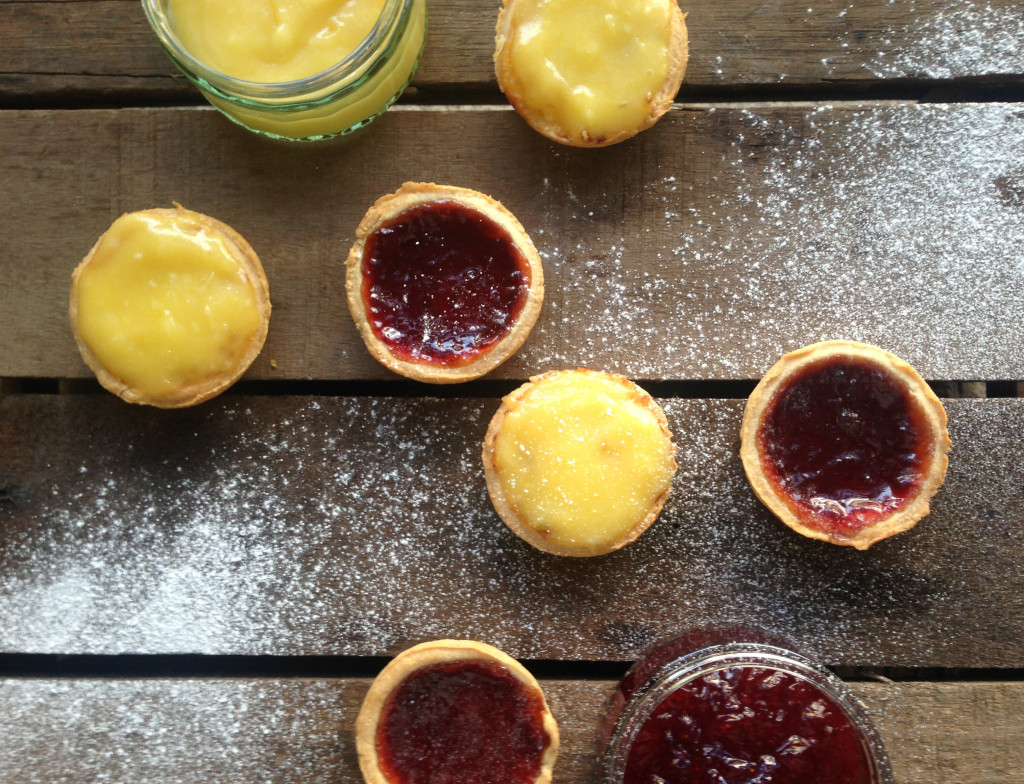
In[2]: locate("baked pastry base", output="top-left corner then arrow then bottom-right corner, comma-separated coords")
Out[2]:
740,340 -> 952,550
494,0 -> 688,147
356,639 -> 559,784
69,205 -> 271,408
483,369 -> 676,557
346,182 -> 543,384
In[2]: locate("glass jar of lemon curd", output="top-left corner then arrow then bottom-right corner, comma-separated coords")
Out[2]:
142,0 -> 425,141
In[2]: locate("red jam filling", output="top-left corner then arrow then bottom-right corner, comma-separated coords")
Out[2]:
362,200 -> 531,367
376,658 -> 550,784
758,357 -> 930,538
623,666 -> 870,784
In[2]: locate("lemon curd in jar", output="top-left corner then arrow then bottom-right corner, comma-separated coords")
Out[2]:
170,0 -> 388,83
146,0 -> 425,140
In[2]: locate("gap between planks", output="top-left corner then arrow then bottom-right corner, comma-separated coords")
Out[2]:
0,378 -> 1014,399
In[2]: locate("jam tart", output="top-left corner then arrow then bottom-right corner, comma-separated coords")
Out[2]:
69,206 -> 271,408
346,182 -> 544,383
494,0 -> 688,147
356,639 -> 559,784
483,369 -> 677,557
740,340 -> 952,550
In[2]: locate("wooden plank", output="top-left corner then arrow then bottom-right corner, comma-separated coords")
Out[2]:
2,105 -> 1023,381
0,677 -> 1020,783
1,395 -> 1021,664
3,0 -> 1024,101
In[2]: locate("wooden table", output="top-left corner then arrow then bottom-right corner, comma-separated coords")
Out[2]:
2,1 -> 1024,781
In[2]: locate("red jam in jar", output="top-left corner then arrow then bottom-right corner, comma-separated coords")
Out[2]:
362,200 -> 531,367
376,659 -> 551,784
758,357 -> 930,538
603,637 -> 892,784
624,666 -> 866,784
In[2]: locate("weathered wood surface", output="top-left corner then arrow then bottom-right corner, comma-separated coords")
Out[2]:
2,0 -> 1024,101
2,104 -> 1023,382
1,395 -> 1021,664
0,677 -> 1020,784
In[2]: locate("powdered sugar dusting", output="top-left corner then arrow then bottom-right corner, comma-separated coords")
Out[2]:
1,396 -> 1020,665
511,104 -> 1024,380
868,0 -> 1024,79
0,679 -> 360,783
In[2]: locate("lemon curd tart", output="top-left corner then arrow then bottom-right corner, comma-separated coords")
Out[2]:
740,341 -> 951,550
69,206 -> 271,408
356,640 -> 559,784
494,0 -> 688,147
346,182 -> 544,383
144,0 -> 425,140
483,369 -> 677,557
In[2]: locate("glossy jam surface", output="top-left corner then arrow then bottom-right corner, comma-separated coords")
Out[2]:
362,201 -> 530,366
493,372 -> 675,551
376,659 -> 550,784
168,0 -> 388,82
758,358 -> 928,538
624,666 -> 869,784
503,0 -> 672,143
75,211 -> 262,399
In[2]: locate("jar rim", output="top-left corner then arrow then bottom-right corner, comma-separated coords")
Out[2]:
603,642 -> 894,784
141,0 -> 407,99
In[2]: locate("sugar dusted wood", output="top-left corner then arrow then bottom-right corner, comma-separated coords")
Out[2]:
2,0 -> 1023,102
0,395 -> 1021,664
3,104 -> 1024,382
0,677 -> 1020,784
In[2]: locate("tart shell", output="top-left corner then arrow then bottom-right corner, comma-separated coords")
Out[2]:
740,340 -> 952,550
69,205 -> 271,409
494,0 -> 689,148
356,639 -> 559,784
345,182 -> 544,384
482,369 -> 677,557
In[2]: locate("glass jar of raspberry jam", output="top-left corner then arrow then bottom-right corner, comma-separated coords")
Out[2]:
601,632 -> 893,784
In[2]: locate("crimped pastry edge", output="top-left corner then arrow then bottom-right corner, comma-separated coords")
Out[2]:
482,368 -> 677,557
355,639 -> 559,784
739,340 -> 952,550
69,205 -> 271,409
494,0 -> 689,147
345,182 -> 544,384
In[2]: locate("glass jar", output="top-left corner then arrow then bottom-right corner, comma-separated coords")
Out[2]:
601,633 -> 894,784
142,0 -> 426,142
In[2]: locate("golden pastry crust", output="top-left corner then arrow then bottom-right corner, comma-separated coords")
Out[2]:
69,205 -> 271,408
494,0 -> 688,147
346,182 -> 544,384
740,340 -> 952,550
356,639 -> 559,784
482,369 -> 677,557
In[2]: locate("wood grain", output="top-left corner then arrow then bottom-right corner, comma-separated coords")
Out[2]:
0,677 -> 1020,783
2,0 -> 1023,101
1,395 -> 1020,664
2,104 -> 1023,382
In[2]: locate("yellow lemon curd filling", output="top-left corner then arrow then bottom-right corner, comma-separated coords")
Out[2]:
75,212 -> 263,400
503,0 -> 672,143
164,0 -> 425,139
168,0 -> 388,83
493,373 -> 675,551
